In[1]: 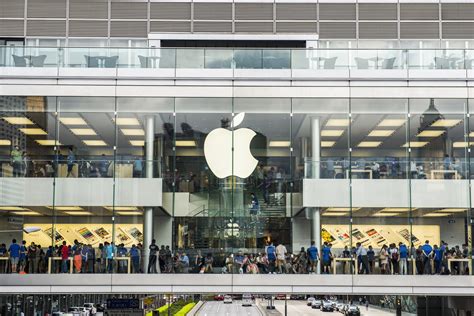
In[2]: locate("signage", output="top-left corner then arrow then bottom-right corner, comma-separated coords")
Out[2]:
105,310 -> 143,316
106,298 -> 140,310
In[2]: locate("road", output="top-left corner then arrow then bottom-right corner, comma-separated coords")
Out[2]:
272,300 -> 397,316
197,301 -> 262,316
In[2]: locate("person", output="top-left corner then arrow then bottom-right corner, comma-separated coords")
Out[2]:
276,242 -> 287,274
99,154 -> 108,177
421,240 -> 433,274
342,246 -> 351,274
128,244 -> 139,273
19,240 -> 27,273
11,146 -> 22,177
367,246 -> 375,274
415,246 -> 424,275
61,241 -> 69,273
165,245 -> 172,273
158,245 -> 166,273
148,239 -> 158,273
73,246 -> 82,273
321,242 -> 332,274
356,242 -> 369,274
379,245 -> 388,274
266,242 -> 276,274
433,245 -> 442,274
389,243 -> 399,274
8,239 -> 20,273
180,252 -> 190,273
0,243 -> 7,273
80,244 -> 89,273
105,242 -> 115,273
67,147 -> 75,177
249,192 -> 259,219
204,253 -> 214,273
87,244 -> 95,273
133,158 -> 143,178
116,243 -> 127,273
307,241 -> 319,274
443,154 -> 452,179
27,242 -> 38,274
399,242 -> 408,275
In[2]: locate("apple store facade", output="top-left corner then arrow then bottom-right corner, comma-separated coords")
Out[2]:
1,95 -> 474,270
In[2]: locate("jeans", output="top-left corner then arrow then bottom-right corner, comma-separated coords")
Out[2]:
148,255 -> 157,273
359,256 -> 370,274
399,258 -> 407,275
423,257 -> 432,275
107,258 -> 114,273
132,257 -> 140,273
268,259 -> 276,273
434,259 -> 441,274
61,259 -> 68,273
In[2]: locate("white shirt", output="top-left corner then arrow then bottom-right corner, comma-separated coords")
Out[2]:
276,244 -> 287,260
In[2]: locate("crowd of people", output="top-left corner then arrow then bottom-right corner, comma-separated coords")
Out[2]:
0,238 -> 469,275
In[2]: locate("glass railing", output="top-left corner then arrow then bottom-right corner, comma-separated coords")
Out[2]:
304,158 -> 471,180
1,46 -> 473,71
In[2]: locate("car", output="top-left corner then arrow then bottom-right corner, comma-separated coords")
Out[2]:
344,305 -> 360,316
336,303 -> 345,311
83,303 -> 96,315
311,299 -> 322,309
68,307 -> 89,316
290,295 -> 305,300
307,297 -> 315,306
223,295 -> 233,304
214,294 -> 224,301
276,294 -> 286,300
242,294 -> 253,307
322,300 -> 334,312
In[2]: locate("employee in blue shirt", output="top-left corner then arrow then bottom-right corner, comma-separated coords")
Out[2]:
398,242 -> 408,275
433,245 -> 443,274
321,242 -> 332,274
307,241 -> 319,274
8,239 -> 20,273
130,244 -> 140,274
421,240 -> 433,275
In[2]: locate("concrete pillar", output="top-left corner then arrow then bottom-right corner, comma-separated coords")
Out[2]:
144,115 -> 155,273
311,117 -> 321,274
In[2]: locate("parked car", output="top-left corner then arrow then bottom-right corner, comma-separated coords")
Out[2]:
311,299 -> 323,309
223,295 -> 233,304
242,294 -> 253,307
344,305 -> 361,316
68,307 -> 89,316
214,294 -> 224,301
336,303 -> 345,311
307,297 -> 315,306
276,294 -> 286,300
83,303 -> 96,315
322,300 -> 335,312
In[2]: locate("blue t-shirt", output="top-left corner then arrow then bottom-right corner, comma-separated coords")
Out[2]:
105,245 -> 115,259
399,245 -> 408,258
19,245 -> 27,259
422,244 -> 433,256
322,246 -> 331,261
434,249 -> 442,261
130,247 -> 139,257
307,246 -> 318,260
9,243 -> 20,258
267,245 -> 276,260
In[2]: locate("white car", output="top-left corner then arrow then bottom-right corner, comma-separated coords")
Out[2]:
68,307 -> 89,316
242,294 -> 253,307
223,295 -> 233,304
307,297 -> 315,306
336,303 -> 345,311
311,299 -> 323,309
83,303 -> 96,315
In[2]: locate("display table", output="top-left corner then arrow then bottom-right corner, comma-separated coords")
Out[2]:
0,257 -> 9,273
333,257 -> 357,275
431,170 -> 458,179
448,258 -> 471,274
106,257 -> 131,274
346,169 -> 373,179
48,256 -> 73,274
58,164 -> 78,178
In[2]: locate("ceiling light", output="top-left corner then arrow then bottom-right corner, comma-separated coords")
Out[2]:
431,119 -> 461,128
0,206 -> 31,211
423,213 -> 452,217
115,118 -> 140,126
3,117 -> 34,125
64,211 -> 93,216
326,119 -> 350,127
176,140 -> 196,147
12,211 -> 41,216
326,207 -> 361,212
380,208 -> 411,212
83,140 -> 107,146
116,211 -> 143,216
417,130 -> 445,137
378,119 -> 405,127
130,140 -> 145,146
104,206 -> 138,211
36,140 -> 61,146
322,212 -> 348,216
59,117 -> 87,125
269,141 -> 290,147
368,130 -> 395,137
402,141 -> 429,148
121,129 -> 145,136
453,142 -> 471,148
70,128 -> 96,136
20,128 -> 47,135
469,132 -> 474,137
438,208 -> 467,213
321,130 -> 344,137
47,206 -> 83,211
0,140 -> 11,146
358,141 -> 382,148
373,212 -> 400,217
321,141 -> 336,148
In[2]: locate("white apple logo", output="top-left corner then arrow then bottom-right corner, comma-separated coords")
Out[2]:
204,112 -> 258,179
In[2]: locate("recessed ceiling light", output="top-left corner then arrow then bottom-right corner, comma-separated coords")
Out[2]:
20,128 -> 47,135
64,211 -> 93,216
321,130 -> 344,137
423,213 -> 452,217
83,140 -> 107,146
358,141 -> 382,148
322,212 -> 348,216
48,206 -> 83,211
36,140 -> 61,146
368,130 -> 395,137
121,129 -> 145,136
12,211 -> 41,216
104,206 -> 138,211
269,141 -> 290,147
373,212 -> 400,217
0,206 -> 31,211
326,119 -> 350,127
402,141 -> 429,148
326,207 -> 361,212
431,119 -> 461,128
115,118 -> 140,126
3,117 -> 35,125
59,117 -> 87,125
453,142 -> 471,148
116,211 -> 143,216
70,128 -> 96,136
380,208 -> 411,212
438,208 -> 467,213
417,130 -> 445,137
321,141 -> 336,148
176,140 -> 196,147
0,140 -> 11,146
378,119 -> 405,127
130,140 -> 145,146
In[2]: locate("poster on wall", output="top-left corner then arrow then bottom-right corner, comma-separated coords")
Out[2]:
321,224 -> 440,249
23,224 -> 143,247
